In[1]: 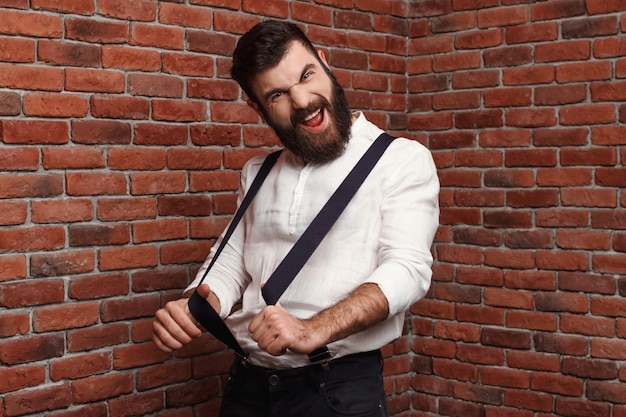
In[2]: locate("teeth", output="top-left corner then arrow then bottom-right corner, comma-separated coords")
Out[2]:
304,108 -> 321,122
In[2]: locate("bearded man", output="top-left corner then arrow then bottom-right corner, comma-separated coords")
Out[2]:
152,19 -> 440,417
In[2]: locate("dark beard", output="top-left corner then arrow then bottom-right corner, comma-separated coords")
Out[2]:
265,76 -> 352,164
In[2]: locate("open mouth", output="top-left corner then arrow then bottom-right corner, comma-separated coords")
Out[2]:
299,107 -> 326,131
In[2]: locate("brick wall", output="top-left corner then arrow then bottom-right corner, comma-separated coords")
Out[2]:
0,0 -> 625,417
411,1 -> 626,417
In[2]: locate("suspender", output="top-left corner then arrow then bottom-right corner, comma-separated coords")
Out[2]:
188,133 -> 396,363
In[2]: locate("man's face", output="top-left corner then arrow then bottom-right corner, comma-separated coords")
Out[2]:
249,41 -> 352,164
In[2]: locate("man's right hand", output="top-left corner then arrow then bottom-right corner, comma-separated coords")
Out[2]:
152,284 -> 215,352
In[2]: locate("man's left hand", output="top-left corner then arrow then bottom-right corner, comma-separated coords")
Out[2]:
248,303 -> 327,356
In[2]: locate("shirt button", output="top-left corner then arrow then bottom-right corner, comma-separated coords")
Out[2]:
268,374 -> 280,386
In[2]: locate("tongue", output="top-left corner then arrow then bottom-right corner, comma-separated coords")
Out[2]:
302,110 -> 323,127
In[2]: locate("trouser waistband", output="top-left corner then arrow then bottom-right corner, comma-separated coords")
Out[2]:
233,350 -> 383,389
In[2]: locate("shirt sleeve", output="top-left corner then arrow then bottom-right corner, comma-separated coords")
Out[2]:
363,139 -> 440,317
185,155 -> 266,318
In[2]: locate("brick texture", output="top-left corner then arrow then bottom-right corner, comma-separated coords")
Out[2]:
1,1 -> 625,417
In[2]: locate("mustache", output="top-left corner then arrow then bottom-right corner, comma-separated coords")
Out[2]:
290,96 -> 330,125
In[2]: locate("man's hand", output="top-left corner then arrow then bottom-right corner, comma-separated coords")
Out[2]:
248,303 -> 328,356
249,283 -> 389,357
152,284 -> 216,352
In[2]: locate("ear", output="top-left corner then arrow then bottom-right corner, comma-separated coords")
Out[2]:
317,49 -> 329,67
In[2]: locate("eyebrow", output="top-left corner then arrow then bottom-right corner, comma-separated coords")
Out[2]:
263,63 -> 317,103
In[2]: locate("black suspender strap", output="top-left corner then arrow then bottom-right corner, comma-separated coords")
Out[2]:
188,149 -> 281,362
188,133 -> 396,364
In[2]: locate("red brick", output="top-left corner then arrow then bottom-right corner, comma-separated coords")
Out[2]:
65,68 -> 126,93
587,0 -> 626,14
68,323 -> 129,352
536,167 -> 592,186
90,95 -> 150,120
531,0 -> 586,21
0,333 -> 65,364
0,36 -> 35,63
160,240 -> 213,264
130,22 -> 184,49
456,27 -> 503,49
129,171 -> 186,195
477,5 -> 528,28
187,79 -> 239,100
71,372 -> 134,403
481,366 -> 530,389
0,174 -> 63,198
0,279 -> 65,308
101,45 -> 160,71
152,99 -> 207,122
484,46 -> 532,67
0,310 -> 29,336
561,314 -> 615,338
38,40 -> 100,67
409,34 -> 453,55
23,92 -> 89,117
97,197 -> 157,221
98,246 -> 158,271
562,188 -> 618,208
536,39 -> 590,62
100,293 -> 160,322
71,120 -> 131,144
534,84 -> 587,105
69,272 -> 130,300
503,65 -> 555,85
50,352 -> 110,381
134,123 -> 188,146
66,172 -> 127,196
132,219 -> 187,243
0,9 -> 62,37
592,125 -> 626,145
0,254 -> 27,282
505,108 -> 557,128
31,200 -> 93,223
159,2 -> 213,28
505,21 -> 558,44
32,0 -> 94,13
30,250 -> 95,278
109,391 -> 164,417
132,266 -> 188,292
0,120 -> 69,145
42,147 -> 105,170
128,73 -> 184,98
33,301 -> 99,332
507,351 -> 560,372
506,310 -> 557,331
504,389 -> 553,412
3,383 -> 71,416
166,148 -> 221,171
0,364 -> 44,393
0,62 -> 63,90
0,146 -> 38,170
187,30 -> 238,55
555,397 -> 611,417
65,17 -> 129,43
162,52 -> 214,77
0,225 -> 65,251
291,1 -> 333,25
108,148 -> 166,170
532,372 -> 584,396
98,0 -> 157,21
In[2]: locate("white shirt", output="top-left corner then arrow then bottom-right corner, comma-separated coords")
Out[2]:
187,113 -> 440,368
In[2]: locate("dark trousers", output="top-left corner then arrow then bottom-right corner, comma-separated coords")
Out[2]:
218,350 -> 390,417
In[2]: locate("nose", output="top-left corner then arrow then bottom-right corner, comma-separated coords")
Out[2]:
289,85 -> 309,109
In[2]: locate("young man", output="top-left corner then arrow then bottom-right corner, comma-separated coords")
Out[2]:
152,19 -> 440,417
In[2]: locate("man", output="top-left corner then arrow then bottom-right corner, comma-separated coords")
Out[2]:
152,19 -> 439,417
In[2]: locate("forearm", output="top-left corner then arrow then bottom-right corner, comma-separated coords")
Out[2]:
307,282 -> 389,346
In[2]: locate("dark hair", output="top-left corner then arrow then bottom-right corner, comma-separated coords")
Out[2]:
231,20 -> 320,104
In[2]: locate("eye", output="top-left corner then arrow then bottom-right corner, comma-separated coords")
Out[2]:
270,91 -> 284,102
